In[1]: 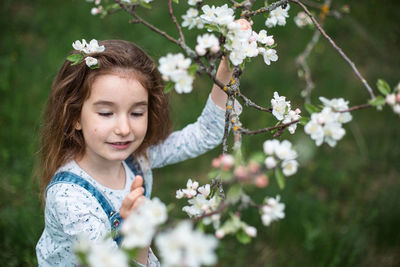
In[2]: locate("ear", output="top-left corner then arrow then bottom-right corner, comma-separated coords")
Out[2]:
75,121 -> 82,131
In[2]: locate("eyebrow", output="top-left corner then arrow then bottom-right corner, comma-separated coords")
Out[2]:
93,100 -> 148,107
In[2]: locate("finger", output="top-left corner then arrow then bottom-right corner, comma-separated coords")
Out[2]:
130,196 -> 147,211
120,187 -> 145,219
130,175 -> 143,191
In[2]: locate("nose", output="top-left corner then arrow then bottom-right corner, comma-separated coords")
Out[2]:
114,115 -> 131,136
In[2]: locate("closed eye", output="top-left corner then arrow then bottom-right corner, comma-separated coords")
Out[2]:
131,112 -> 144,117
98,112 -> 113,117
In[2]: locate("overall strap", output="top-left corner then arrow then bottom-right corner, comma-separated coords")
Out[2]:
124,155 -> 148,197
47,171 -> 123,245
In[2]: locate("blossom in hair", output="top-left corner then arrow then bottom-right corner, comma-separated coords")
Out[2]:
69,38 -> 105,69
85,57 -> 98,67
265,4 -> 290,28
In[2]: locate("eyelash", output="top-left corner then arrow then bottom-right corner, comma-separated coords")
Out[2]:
98,112 -> 143,117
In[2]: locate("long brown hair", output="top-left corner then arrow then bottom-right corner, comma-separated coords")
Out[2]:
39,40 -> 171,200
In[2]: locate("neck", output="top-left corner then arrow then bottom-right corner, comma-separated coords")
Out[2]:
75,155 -> 126,190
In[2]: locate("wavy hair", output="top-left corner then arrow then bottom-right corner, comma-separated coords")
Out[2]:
39,40 -> 171,200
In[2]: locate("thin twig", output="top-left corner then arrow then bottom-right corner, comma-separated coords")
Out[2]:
290,0 -> 376,99
243,0 -> 290,18
168,0 -> 185,42
337,103 -> 371,113
237,91 -> 272,113
239,119 -> 300,136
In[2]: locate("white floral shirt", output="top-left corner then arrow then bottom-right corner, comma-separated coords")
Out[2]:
36,95 -> 229,266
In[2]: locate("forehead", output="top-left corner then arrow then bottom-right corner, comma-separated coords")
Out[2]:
88,73 -> 148,105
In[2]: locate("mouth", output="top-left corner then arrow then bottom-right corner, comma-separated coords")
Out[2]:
106,141 -> 133,150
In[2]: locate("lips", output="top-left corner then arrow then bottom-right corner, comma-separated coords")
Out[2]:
107,141 -> 132,150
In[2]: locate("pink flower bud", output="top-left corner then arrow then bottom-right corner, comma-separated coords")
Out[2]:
220,154 -> 235,170
248,161 -> 261,173
212,158 -> 221,168
195,45 -> 206,56
254,174 -> 269,188
215,229 -> 225,239
210,45 -> 220,53
245,226 -> 257,237
234,165 -> 250,181
236,18 -> 252,31
295,108 -> 301,114
396,93 -> 400,103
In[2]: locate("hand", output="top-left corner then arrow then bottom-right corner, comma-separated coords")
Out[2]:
120,175 -> 146,219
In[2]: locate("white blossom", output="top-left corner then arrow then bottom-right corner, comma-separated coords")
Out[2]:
386,93 -> 396,106
87,240 -> 129,267
188,0 -> 201,5
121,198 -> 167,249
85,57 -> 98,67
261,195 -> 285,226
256,30 -> 275,46
271,91 -> 290,121
263,139 -> 280,155
201,4 -> 234,26
182,8 -> 204,30
195,33 -> 220,56
265,4 -> 290,28
294,11 -> 312,28
281,159 -> 298,176
275,140 -> 297,161
262,48 -> 278,65
158,53 -> 194,94
180,178 -> 199,198
393,104 -> 400,114
283,109 -> 301,134
156,221 -> 218,267
198,184 -> 211,197
72,39 -> 88,51
265,156 -> 277,169
84,39 -> 105,53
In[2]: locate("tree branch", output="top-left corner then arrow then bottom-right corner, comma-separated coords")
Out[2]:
290,0 -> 376,99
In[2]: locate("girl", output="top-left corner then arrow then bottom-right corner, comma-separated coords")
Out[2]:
36,39 -> 235,266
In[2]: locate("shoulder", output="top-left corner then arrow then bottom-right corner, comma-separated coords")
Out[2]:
45,182 -> 108,231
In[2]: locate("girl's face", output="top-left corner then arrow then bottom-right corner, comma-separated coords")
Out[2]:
77,73 -> 148,166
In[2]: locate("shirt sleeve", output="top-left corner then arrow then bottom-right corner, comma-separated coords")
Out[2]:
148,94 -> 227,169
38,183 -> 117,266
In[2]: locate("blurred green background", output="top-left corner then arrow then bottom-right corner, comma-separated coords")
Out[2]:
1,0 -> 399,266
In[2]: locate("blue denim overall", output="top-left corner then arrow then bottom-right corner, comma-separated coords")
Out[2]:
46,155 -> 145,246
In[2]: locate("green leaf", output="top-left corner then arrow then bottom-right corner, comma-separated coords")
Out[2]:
226,184 -> 242,204
299,117 -> 310,126
236,230 -> 251,244
275,168 -> 285,189
377,79 -> 391,96
368,95 -> 386,107
249,152 -> 265,164
207,169 -> 220,179
205,24 -> 219,32
164,81 -> 174,94
172,0 -> 179,3
67,53 -> 84,65
304,103 -> 320,115
187,64 -> 198,76
139,1 -> 152,9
